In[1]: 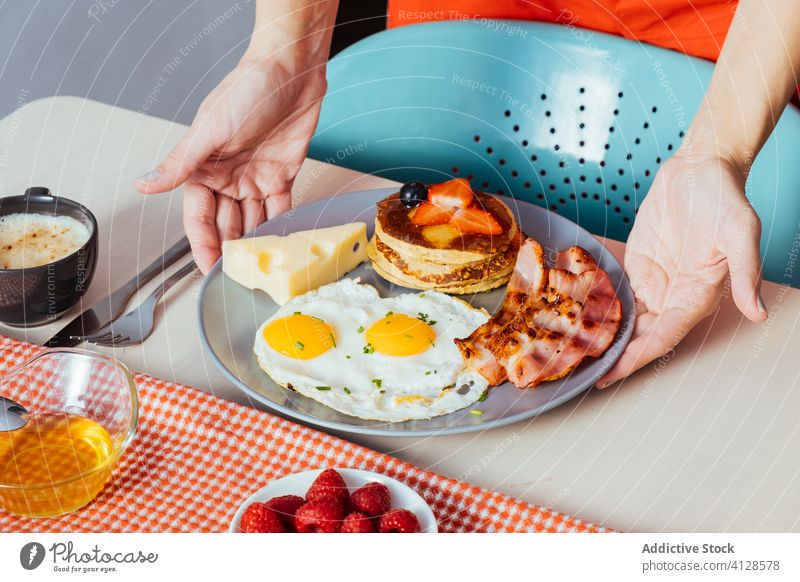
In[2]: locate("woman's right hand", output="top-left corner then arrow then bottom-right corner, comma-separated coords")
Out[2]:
134,54 -> 327,273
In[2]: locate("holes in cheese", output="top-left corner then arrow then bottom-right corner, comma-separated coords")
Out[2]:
222,223 -> 368,305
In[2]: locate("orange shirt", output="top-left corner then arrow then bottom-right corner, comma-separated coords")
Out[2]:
388,0 -> 737,61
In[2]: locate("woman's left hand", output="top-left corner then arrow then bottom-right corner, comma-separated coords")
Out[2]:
596,147 -> 767,388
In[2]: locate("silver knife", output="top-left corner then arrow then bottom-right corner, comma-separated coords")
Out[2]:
44,236 -> 192,347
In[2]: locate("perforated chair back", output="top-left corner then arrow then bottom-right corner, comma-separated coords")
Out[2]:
309,20 -> 800,286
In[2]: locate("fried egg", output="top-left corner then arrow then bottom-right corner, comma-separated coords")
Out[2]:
253,278 -> 489,421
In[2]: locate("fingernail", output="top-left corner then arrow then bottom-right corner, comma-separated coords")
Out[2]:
136,169 -> 160,183
595,381 -> 609,390
757,294 -> 767,314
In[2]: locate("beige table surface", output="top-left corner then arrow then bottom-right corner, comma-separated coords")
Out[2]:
1,96 -> 799,533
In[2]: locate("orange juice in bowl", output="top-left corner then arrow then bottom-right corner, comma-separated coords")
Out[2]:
0,349 -> 137,517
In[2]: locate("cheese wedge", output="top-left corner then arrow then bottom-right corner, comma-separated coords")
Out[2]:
222,223 -> 368,305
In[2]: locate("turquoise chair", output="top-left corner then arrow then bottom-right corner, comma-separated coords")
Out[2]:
309,20 -> 800,287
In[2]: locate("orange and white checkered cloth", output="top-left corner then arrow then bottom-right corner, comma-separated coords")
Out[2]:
0,336 -> 607,533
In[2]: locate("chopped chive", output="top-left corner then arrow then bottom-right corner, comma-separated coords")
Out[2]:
372,379 -> 382,388
470,409 -> 484,415
385,311 -> 394,317
295,341 -> 305,351
315,386 -> 331,391
425,371 -> 432,375
417,312 -> 429,322
293,311 -> 302,315
345,355 -> 352,359
329,333 -> 337,348
404,334 -> 413,339
380,390 -> 386,394
428,320 -> 437,326
419,293 -> 426,297
478,389 -> 489,402
343,387 -> 351,394
363,343 -> 374,354
357,325 -> 365,333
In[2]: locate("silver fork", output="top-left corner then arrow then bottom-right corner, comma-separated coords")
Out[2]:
82,261 -> 197,347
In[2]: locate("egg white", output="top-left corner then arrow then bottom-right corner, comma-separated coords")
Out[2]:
253,278 -> 490,422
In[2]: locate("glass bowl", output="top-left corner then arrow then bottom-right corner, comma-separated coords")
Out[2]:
0,348 -> 138,517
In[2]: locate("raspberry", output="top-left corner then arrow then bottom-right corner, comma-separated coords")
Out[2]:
340,512 -> 375,533
294,498 -> 345,533
306,468 -> 350,510
264,495 -> 305,531
378,509 -> 421,533
350,482 -> 391,518
239,502 -> 285,533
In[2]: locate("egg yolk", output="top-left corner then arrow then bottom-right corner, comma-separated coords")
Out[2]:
263,313 -> 336,360
365,313 -> 436,356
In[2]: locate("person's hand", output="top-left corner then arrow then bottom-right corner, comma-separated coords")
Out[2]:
134,55 -> 326,273
597,148 -> 767,388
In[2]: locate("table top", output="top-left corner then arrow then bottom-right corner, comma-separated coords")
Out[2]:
2,96 -> 798,533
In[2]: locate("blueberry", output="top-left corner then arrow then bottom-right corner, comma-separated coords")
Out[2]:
399,181 -> 428,208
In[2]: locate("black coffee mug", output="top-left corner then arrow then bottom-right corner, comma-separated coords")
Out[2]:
0,187 -> 98,326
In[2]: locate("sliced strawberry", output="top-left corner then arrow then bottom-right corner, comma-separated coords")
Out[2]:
428,178 -> 474,209
411,201 -> 454,226
450,206 -> 503,235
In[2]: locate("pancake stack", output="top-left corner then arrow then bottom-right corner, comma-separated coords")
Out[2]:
367,190 -> 521,294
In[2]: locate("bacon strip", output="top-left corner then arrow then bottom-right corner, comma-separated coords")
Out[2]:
455,238 -> 622,389
454,239 -> 547,385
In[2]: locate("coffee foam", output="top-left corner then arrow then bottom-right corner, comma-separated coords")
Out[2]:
0,213 -> 91,269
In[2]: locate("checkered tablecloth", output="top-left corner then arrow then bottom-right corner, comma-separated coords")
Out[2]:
0,336 -> 607,533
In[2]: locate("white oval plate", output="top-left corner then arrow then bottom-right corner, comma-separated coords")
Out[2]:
230,468 -> 437,533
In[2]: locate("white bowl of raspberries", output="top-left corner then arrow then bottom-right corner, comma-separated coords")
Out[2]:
230,468 -> 437,533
